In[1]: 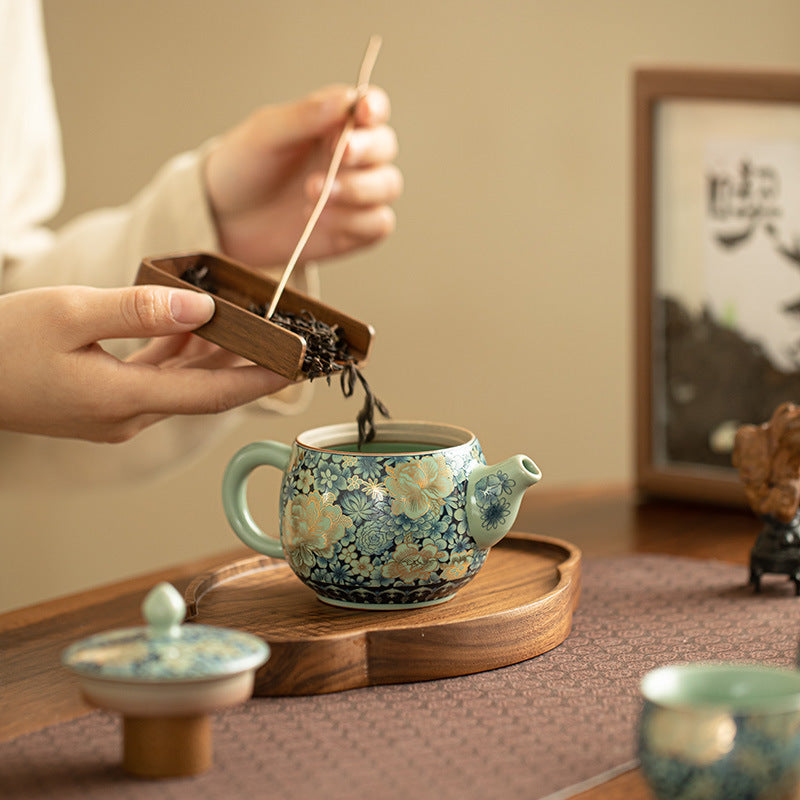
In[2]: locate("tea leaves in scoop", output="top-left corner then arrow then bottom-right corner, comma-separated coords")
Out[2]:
180,264 -> 389,447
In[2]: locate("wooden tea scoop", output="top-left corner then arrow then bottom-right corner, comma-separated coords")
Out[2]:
62,582 -> 269,778
136,251 -> 374,381
265,34 -> 382,318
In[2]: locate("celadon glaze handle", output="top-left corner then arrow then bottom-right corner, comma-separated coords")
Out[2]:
221,441 -> 292,559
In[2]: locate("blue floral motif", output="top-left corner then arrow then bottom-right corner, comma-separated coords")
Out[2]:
443,488 -> 466,513
353,457 -> 384,481
315,462 -> 348,493
296,467 -> 314,494
474,471 -> 516,503
354,520 -> 396,555
452,507 -> 468,536
481,497 -> 511,530
451,536 -> 475,554
301,451 -> 323,471
390,513 -> 425,537
473,470 -> 516,531
423,513 -> 453,540
339,491 -> 373,523
326,561 -> 352,584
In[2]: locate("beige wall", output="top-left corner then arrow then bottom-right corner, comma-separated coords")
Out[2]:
3,0 -> 799,612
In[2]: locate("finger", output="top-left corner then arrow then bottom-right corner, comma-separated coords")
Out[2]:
310,205 -> 397,256
342,124 -> 399,168
128,331 -> 242,366
127,332 -> 196,366
99,411 -> 167,444
306,164 -> 404,208
114,363 -> 292,418
129,335 -> 254,372
353,87 -> 391,127
163,347 -> 254,372
58,286 -> 215,348
249,84 -> 357,151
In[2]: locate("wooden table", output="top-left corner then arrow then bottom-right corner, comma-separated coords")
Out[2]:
0,485 -> 761,798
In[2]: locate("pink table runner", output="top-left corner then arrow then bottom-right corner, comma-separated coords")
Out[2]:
3,554 -> 798,800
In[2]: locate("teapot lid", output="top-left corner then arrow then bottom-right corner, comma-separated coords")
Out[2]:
62,582 -> 269,683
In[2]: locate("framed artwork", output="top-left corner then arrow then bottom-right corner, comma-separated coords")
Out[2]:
634,68 -> 800,506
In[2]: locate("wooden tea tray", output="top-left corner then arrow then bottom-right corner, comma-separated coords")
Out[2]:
185,532 -> 581,696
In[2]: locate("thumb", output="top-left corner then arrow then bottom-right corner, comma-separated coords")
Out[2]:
256,84 -> 357,149
63,286 -> 216,346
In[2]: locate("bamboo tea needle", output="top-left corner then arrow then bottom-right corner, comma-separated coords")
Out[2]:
265,35 -> 383,320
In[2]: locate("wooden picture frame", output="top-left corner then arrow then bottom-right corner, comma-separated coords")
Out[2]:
634,68 -> 800,506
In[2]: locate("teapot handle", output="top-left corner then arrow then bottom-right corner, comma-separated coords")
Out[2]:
221,441 -> 292,560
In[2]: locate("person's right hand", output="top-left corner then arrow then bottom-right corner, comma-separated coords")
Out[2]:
205,84 -> 402,269
0,285 -> 289,442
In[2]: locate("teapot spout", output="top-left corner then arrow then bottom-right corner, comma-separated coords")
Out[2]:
467,455 -> 541,549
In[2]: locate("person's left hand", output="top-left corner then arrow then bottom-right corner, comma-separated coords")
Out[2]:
204,84 -> 402,269
0,285 -> 289,443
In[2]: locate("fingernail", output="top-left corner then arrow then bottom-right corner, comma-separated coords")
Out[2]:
170,290 -> 215,324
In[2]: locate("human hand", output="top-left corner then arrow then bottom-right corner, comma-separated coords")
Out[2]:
0,285 -> 289,442
204,84 -> 402,268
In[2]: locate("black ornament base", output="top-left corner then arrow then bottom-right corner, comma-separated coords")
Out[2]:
749,515 -> 800,595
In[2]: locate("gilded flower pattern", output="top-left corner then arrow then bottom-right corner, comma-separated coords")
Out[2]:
361,478 -> 387,500
441,551 -> 473,580
282,491 -> 352,578
385,455 -> 454,519
380,540 -> 444,583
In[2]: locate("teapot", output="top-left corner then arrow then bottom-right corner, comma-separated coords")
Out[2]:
222,421 -> 541,610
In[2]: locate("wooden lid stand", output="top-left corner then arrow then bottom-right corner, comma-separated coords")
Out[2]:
123,715 -> 212,779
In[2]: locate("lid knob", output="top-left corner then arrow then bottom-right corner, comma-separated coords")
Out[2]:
142,582 -> 185,638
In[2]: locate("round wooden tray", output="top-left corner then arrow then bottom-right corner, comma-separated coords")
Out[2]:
185,532 -> 581,696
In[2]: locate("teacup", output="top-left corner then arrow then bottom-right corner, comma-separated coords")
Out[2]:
221,421 -> 541,609
638,662 -> 800,800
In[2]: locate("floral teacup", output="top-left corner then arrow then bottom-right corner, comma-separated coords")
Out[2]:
221,421 -> 541,609
639,662 -> 800,799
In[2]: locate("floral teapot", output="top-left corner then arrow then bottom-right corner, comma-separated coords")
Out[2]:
222,421 -> 541,610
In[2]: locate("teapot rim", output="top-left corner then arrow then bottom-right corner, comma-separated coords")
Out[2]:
296,420 -> 476,454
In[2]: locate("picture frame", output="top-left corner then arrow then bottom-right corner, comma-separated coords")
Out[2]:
634,67 -> 800,506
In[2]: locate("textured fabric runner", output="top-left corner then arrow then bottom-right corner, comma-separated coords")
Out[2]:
3,554 -> 799,800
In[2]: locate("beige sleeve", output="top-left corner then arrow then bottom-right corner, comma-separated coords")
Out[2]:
0,141 -> 315,487
1,144 -> 218,292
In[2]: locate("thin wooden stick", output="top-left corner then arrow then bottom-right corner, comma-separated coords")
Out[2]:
266,35 -> 383,319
